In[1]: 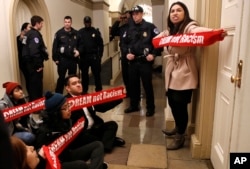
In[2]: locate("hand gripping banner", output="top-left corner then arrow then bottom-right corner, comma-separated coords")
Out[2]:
42,117 -> 84,169
43,118 -> 85,169
3,86 -> 126,122
152,30 -> 225,48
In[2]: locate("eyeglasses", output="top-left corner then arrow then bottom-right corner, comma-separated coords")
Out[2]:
60,104 -> 70,111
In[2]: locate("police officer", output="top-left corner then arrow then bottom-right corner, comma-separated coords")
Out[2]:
124,5 -> 161,117
52,16 -> 79,93
78,16 -> 104,93
111,11 -> 131,97
17,22 -> 31,94
22,15 -> 48,101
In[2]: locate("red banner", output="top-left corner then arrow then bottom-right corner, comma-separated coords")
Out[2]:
3,86 -> 125,122
43,146 -> 61,169
152,30 -> 224,48
47,117 -> 85,155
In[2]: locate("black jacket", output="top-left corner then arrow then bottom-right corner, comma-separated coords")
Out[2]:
77,27 -> 104,58
124,19 -> 161,57
52,27 -> 78,61
22,28 -> 48,69
35,110 -> 72,161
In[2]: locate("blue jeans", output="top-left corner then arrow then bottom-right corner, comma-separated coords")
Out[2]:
14,131 -> 36,145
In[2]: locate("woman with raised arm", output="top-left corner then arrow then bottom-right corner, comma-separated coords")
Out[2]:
155,1 -> 227,150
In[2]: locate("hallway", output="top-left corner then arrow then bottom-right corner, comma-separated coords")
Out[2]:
88,71 -> 213,169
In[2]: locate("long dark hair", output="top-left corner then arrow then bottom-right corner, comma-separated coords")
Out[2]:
10,136 -> 32,169
167,1 -> 194,35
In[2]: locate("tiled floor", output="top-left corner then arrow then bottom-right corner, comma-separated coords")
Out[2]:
89,72 -> 214,169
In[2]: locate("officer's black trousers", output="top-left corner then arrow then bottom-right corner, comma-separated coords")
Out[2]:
79,56 -> 102,93
128,61 -> 155,111
121,56 -> 130,97
25,62 -> 43,101
55,58 -> 78,93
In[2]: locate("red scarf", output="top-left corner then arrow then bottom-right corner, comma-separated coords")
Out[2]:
152,30 -> 224,48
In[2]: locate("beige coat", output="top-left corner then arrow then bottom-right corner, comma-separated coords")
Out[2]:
156,21 -> 213,91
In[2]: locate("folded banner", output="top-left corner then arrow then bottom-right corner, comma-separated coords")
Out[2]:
43,146 -> 61,169
3,86 -> 125,122
152,30 -> 224,48
43,117 -> 85,169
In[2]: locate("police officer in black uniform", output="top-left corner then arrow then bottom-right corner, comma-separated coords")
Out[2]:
52,16 -> 79,93
22,15 -> 48,101
111,11 -> 131,97
124,5 -> 160,117
77,16 -> 104,93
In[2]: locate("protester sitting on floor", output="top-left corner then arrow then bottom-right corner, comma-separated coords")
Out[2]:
0,111 -> 13,169
0,82 -> 35,145
64,74 -> 125,153
35,91 -> 107,169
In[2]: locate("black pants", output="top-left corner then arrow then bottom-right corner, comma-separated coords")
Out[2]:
121,56 -> 130,97
167,89 -> 193,134
128,61 -> 155,111
75,121 -> 118,152
20,64 -> 30,94
55,58 -> 78,93
79,56 -> 102,93
61,141 -> 104,169
25,61 -> 43,101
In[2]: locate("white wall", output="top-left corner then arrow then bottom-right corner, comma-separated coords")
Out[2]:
168,0 -> 195,19
0,0 -> 95,95
0,0 -> 15,95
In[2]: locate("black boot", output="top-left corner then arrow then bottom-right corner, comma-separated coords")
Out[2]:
162,128 -> 177,136
167,133 -> 185,150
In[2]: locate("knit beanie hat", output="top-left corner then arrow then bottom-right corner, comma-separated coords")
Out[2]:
44,91 -> 67,114
2,82 -> 22,95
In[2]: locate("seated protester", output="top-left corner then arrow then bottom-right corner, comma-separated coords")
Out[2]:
0,82 -> 35,145
35,91 -> 107,169
64,74 -> 125,153
11,136 -> 46,169
0,111 -> 13,169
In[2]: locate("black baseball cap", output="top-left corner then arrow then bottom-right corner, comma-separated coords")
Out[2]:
130,5 -> 144,14
84,16 -> 91,23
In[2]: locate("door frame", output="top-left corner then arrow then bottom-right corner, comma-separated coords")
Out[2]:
190,0 -> 222,158
230,0 -> 250,152
9,0 -> 54,91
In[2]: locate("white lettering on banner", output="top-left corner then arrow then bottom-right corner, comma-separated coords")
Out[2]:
159,36 -> 173,45
3,106 -> 24,119
69,95 -> 92,108
93,93 -> 103,102
72,120 -> 84,134
49,150 -> 58,168
179,34 -> 204,44
31,100 -> 44,109
3,86 -> 125,122
103,89 -> 123,99
159,34 -> 204,45
171,35 -> 182,43
48,120 -> 84,153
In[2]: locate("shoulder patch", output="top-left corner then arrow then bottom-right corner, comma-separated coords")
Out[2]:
34,37 -> 39,43
153,28 -> 160,34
